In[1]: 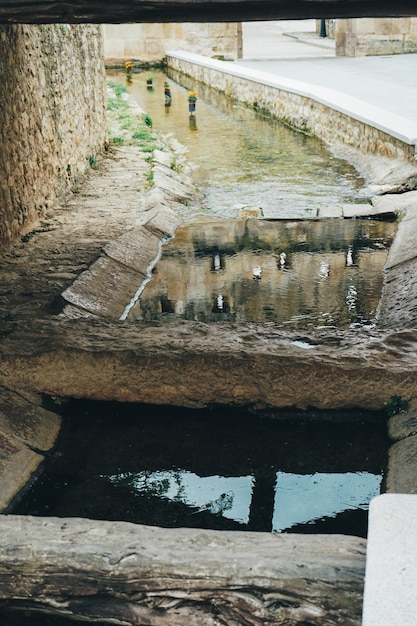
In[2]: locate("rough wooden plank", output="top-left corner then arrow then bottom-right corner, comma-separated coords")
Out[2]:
0,0 -> 416,24
0,515 -> 366,625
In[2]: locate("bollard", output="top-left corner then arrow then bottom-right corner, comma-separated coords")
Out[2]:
124,60 -> 133,83
146,75 -> 154,90
188,91 -> 197,115
164,81 -> 171,106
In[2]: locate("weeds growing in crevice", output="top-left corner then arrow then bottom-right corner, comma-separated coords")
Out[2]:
106,80 -> 164,153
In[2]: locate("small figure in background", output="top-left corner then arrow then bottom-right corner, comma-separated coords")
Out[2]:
188,91 -> 197,115
252,265 -> 262,280
164,81 -> 171,106
124,60 -> 133,83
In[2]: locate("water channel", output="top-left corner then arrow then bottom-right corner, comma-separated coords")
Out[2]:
110,70 -> 396,330
109,69 -> 369,218
1,70 -> 393,625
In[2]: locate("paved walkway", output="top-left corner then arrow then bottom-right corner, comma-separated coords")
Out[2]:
238,21 -> 417,125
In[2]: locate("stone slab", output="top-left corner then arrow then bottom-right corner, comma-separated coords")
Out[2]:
385,213 -> 417,269
317,204 -> 343,218
152,164 -> 197,203
104,226 -> 160,274
261,206 -> 318,220
363,494 -> 417,626
62,256 -> 144,319
0,386 -> 61,452
144,206 -> 182,238
0,432 -> 43,511
388,406 -> 417,442
371,190 -> 417,218
61,304 -> 99,319
386,434 -> 417,494
341,203 -> 396,219
377,257 -> 417,328
144,187 -> 172,211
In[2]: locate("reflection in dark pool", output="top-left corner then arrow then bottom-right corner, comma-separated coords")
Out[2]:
12,401 -> 388,537
126,215 -> 396,328
108,70 -> 368,217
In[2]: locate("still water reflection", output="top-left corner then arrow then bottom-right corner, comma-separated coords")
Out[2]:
127,216 -> 396,328
109,69 -> 368,217
106,468 -> 381,533
12,401 -> 388,537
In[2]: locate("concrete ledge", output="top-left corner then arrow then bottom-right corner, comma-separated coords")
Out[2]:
363,494 -> 417,626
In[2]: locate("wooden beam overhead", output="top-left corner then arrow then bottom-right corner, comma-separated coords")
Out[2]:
0,0 -> 416,24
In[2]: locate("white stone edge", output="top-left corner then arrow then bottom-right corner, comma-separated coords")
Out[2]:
362,493 -> 417,626
166,50 -> 417,149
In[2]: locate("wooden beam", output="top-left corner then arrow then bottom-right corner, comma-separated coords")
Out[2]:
0,0 -> 416,24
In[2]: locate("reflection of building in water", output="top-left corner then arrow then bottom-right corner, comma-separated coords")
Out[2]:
106,468 -> 382,533
127,217 -> 395,328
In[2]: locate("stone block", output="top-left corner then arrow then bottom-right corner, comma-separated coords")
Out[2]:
386,434 -> 417,493
377,258 -> 417,328
144,188 -> 172,211
62,256 -> 144,319
363,494 -> 417,626
0,431 -> 43,511
152,164 -> 197,203
388,407 -> 417,442
144,207 -> 182,238
0,386 -> 61,452
341,203 -> 395,218
371,190 -> 417,217
152,149 -> 174,168
104,226 -> 160,274
385,213 -> 417,269
317,205 -> 343,218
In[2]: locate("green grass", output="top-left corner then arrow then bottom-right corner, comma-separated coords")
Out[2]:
107,80 -> 164,152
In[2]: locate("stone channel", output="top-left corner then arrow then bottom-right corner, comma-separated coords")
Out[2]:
1,62 -> 417,625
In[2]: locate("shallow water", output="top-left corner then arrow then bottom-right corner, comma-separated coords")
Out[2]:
127,215 -> 396,328
108,69 -> 368,217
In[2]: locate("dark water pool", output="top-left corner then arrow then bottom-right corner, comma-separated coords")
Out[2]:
3,401 -> 388,625
11,400 -> 387,536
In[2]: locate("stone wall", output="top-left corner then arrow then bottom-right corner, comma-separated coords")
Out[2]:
0,24 -> 107,252
336,18 -> 417,56
103,23 -> 242,64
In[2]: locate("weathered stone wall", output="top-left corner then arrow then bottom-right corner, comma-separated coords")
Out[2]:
0,24 -> 107,252
103,23 -> 242,64
336,17 -> 417,56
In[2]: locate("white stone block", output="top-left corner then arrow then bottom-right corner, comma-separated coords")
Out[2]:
362,494 -> 417,626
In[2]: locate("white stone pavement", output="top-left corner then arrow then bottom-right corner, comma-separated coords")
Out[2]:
238,20 -> 417,143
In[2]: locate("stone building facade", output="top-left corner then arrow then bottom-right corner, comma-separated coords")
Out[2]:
103,23 -> 242,64
336,18 -> 417,56
0,24 -> 107,251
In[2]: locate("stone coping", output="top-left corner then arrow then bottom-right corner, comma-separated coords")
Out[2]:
166,50 -> 417,149
363,494 -> 417,626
